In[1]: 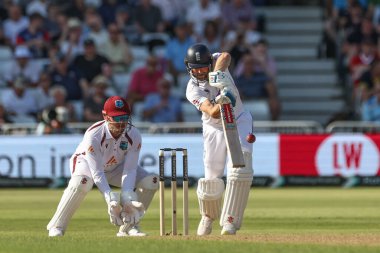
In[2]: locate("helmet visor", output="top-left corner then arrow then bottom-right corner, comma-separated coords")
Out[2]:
110,114 -> 129,123
188,63 -> 209,69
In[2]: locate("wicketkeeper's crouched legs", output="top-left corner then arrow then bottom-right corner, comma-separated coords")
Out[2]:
196,178 -> 224,235
118,174 -> 159,236
134,174 -> 159,210
47,175 -> 93,236
220,152 -> 253,235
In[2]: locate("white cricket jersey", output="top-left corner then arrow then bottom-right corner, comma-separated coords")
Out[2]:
71,120 -> 142,194
185,53 -> 244,128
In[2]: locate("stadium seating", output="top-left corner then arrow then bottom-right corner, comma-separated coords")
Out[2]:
0,46 -> 13,60
113,73 -> 131,95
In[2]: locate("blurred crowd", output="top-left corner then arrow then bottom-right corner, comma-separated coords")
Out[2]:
322,0 -> 380,123
0,0 -> 281,134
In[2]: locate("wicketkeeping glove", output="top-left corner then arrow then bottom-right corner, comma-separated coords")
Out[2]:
105,191 -> 123,226
120,191 -> 145,225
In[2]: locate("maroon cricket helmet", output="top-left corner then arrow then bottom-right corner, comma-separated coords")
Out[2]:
102,96 -> 131,117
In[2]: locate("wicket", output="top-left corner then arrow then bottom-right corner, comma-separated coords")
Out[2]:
159,148 -> 189,236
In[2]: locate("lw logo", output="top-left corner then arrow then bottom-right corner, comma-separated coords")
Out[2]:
332,142 -> 362,170
316,135 -> 379,176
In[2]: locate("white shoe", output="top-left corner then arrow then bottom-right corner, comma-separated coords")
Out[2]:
116,231 -> 128,237
48,228 -> 64,237
128,226 -> 147,236
116,226 -> 147,237
221,223 -> 236,235
197,216 -> 213,236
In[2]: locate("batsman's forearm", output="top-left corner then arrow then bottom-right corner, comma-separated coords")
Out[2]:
213,52 -> 231,71
200,99 -> 221,119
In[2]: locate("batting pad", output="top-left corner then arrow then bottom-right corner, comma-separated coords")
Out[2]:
220,152 -> 253,229
197,178 -> 225,220
47,175 -> 93,231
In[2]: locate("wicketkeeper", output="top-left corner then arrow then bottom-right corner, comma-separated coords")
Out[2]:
184,44 -> 254,235
47,96 -> 158,237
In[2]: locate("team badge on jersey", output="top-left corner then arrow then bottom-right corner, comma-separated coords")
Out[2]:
119,141 -> 128,150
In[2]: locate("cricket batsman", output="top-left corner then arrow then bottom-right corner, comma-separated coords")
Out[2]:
184,43 -> 254,235
47,96 -> 158,237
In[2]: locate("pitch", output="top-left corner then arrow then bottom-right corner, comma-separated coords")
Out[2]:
0,188 -> 379,253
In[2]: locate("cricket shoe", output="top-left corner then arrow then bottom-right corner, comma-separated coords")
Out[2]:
117,226 -> 147,237
197,216 -> 213,236
221,223 -> 236,235
48,227 -> 64,237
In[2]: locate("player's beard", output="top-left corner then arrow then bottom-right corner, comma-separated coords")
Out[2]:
107,122 -> 127,139
194,72 -> 208,81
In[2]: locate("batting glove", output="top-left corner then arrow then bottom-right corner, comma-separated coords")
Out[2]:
208,70 -> 233,89
215,87 -> 236,107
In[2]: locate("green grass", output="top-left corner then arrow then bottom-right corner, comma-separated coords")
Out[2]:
0,188 -> 379,253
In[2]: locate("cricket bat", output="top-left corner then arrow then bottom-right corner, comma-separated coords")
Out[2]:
219,103 -> 245,168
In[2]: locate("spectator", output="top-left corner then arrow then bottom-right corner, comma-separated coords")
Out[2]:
133,0 -> 165,35
85,12 -> 109,47
357,60 -> 380,104
346,17 -> 378,46
224,30 -> 249,71
47,40 -> 61,71
349,38 -> 379,86
126,55 -> 163,107
223,16 -> 261,53
114,5 -> 139,44
235,54 -> 281,120
26,0 -> 48,17
186,0 -> 221,39
60,18 -> 84,61
45,4 -> 66,42
0,0 -> 12,22
199,20 -> 223,54
142,76 -> 183,123
335,3 -> 365,76
133,0 -> 167,50
16,12 -> 50,58
83,75 -> 110,122
1,76 -> 39,123
221,0 -> 256,33
72,38 -> 110,84
151,0 -> 186,35
100,23 -> 133,73
165,20 -> 195,85
97,0 -> 123,26
34,71 -> 55,112
361,82 -> 380,122
2,4 -> 29,45
36,106 -> 72,135
51,52 -> 87,100
5,45 -> 41,87
49,85 -> 77,122
66,0 -> 87,21
234,38 -> 277,79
